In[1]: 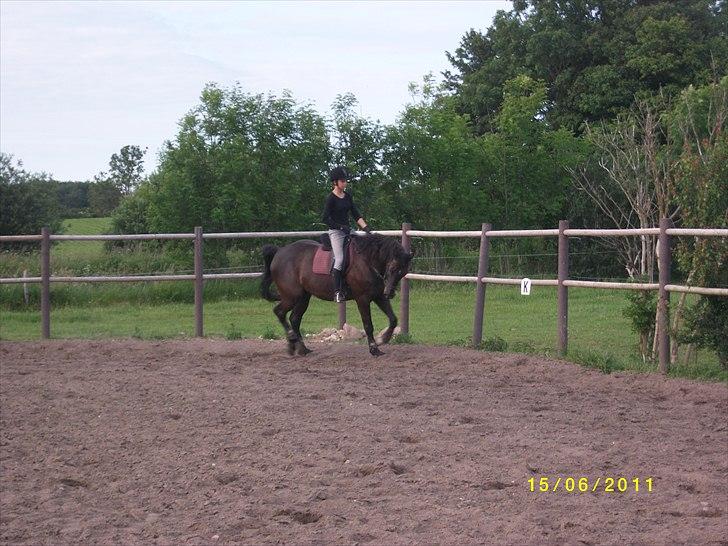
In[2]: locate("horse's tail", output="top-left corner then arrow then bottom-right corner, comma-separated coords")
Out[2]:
260,245 -> 280,301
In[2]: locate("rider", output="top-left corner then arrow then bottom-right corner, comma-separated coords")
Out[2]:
322,166 -> 371,303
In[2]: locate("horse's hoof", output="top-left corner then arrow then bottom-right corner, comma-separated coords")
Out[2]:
287,341 -> 296,355
297,345 -> 312,356
369,345 -> 384,356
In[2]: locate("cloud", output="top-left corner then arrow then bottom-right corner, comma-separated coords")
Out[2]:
0,0 -> 510,179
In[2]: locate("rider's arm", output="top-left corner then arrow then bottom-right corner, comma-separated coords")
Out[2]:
350,198 -> 370,232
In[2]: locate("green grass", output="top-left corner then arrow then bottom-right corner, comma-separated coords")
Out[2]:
1,281 -> 724,381
1,217 -> 724,382
56,217 -> 113,260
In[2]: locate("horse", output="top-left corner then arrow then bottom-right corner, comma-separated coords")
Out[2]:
260,233 -> 414,356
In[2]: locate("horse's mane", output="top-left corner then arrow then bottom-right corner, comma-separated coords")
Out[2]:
353,234 -> 407,264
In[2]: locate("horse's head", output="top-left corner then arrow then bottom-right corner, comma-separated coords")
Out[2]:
383,249 -> 414,299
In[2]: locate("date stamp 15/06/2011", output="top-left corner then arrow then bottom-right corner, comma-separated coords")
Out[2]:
528,476 -> 654,493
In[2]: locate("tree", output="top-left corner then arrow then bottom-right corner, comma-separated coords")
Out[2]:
568,98 -> 679,280
108,145 -> 147,195
329,93 -> 390,227
89,179 -> 122,216
382,75 -> 483,231
129,84 -> 330,241
445,0 -> 726,133
669,78 -> 728,367
480,75 -> 586,230
0,153 -> 63,243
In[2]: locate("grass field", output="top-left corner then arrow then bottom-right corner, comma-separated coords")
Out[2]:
56,217 -> 114,259
1,218 -> 724,381
1,281 -> 724,381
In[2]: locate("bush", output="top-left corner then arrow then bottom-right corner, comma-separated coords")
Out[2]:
623,289 -> 657,361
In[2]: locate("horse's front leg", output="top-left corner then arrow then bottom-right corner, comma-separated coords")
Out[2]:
373,295 -> 397,345
356,298 -> 383,356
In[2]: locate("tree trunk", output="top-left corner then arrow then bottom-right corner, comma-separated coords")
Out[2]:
670,268 -> 696,365
651,306 -> 659,359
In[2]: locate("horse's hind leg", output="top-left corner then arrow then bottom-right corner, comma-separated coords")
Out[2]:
273,299 -> 297,355
290,292 -> 312,356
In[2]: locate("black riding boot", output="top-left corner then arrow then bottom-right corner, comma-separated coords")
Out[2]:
333,268 -> 345,303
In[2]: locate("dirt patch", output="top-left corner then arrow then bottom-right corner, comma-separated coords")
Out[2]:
1,339 -> 726,545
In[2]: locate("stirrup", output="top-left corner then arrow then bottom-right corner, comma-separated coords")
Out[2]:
334,291 -> 346,303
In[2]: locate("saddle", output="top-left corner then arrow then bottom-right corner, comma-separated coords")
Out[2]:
312,234 -> 354,275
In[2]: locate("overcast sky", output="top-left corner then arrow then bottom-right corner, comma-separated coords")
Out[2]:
1,0 -> 510,181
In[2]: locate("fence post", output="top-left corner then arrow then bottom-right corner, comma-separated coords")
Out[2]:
40,226 -> 50,339
557,220 -> 569,356
658,218 -> 671,374
23,270 -> 29,305
472,223 -> 491,348
337,300 -> 346,330
194,226 -> 204,337
400,222 -> 411,335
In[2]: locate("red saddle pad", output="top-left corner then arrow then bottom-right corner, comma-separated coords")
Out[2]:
312,244 -> 354,275
312,248 -> 333,275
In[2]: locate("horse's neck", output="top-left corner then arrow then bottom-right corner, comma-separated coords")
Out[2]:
354,244 -> 386,276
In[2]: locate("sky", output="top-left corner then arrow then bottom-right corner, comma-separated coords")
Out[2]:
1,0 -> 510,181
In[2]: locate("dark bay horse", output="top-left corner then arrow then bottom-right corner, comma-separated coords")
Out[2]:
260,234 -> 413,356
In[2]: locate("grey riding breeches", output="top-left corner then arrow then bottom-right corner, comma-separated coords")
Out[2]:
328,229 -> 347,271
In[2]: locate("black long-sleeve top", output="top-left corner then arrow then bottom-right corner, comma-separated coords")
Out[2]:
322,192 -> 362,230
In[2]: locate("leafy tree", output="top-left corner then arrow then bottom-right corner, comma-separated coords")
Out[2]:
0,153 -> 63,243
668,78 -> 728,367
382,75 -> 483,231
89,179 -> 122,216
445,0 -> 726,133
623,289 -> 657,361
329,93 -> 390,228
89,145 -> 146,216
146,84 -> 330,236
108,145 -> 147,195
480,75 -> 587,230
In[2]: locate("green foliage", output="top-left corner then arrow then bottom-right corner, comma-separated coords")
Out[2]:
0,153 -> 64,244
146,85 -> 331,236
623,290 -> 657,337
225,323 -> 244,340
54,181 -> 92,217
680,289 -> 728,369
261,325 -> 280,340
668,78 -> 728,366
89,144 -> 146,216
569,350 -> 624,375
89,180 -> 122,216
445,0 -> 726,132
391,332 -> 413,344
480,76 -> 588,228
110,184 -> 153,239
479,336 -> 508,352
382,76 -> 483,229
623,289 -> 657,360
108,145 -> 146,195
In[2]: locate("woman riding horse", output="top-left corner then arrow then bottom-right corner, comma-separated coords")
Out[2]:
322,166 -> 371,303
260,169 -> 413,356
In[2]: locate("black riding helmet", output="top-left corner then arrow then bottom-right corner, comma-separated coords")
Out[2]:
329,166 -> 350,183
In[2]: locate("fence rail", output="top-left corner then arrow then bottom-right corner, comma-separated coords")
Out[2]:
1,222 -> 726,373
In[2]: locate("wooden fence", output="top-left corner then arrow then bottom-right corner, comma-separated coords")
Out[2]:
1,220 -> 726,373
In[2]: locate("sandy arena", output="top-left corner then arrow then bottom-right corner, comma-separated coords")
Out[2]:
1,338 -> 727,545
